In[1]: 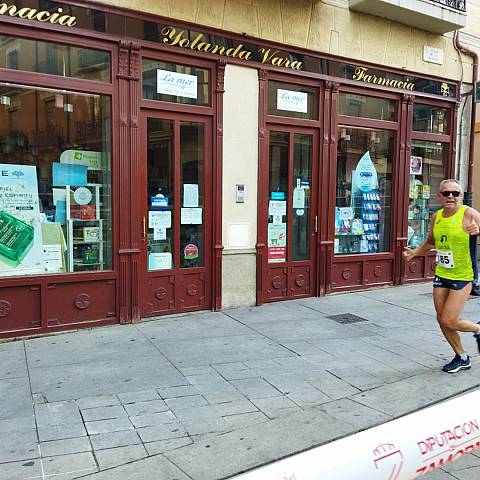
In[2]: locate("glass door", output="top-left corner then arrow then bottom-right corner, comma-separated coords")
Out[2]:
263,127 -> 318,301
139,111 -> 212,316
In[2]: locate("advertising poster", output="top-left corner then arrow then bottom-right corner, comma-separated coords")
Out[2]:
0,164 -> 44,276
352,151 -> 378,193
268,223 -> 286,263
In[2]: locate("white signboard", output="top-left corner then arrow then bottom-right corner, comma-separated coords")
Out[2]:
148,252 -> 172,270
423,45 -> 444,65
157,70 -> 198,99
181,208 -> 202,225
149,211 -> 171,229
60,150 -> 102,170
277,89 -> 308,113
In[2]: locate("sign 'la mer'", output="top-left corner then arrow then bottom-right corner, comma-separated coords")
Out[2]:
0,3 -> 77,26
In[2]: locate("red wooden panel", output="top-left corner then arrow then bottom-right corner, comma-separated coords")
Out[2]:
0,285 -> 41,333
265,266 -> 288,302
331,260 -> 363,290
404,256 -> 425,280
288,265 -> 313,298
177,272 -> 207,311
364,259 -> 394,285
46,280 -> 116,326
145,274 -> 176,316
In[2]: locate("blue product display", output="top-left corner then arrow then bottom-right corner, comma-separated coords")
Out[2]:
360,190 -> 381,253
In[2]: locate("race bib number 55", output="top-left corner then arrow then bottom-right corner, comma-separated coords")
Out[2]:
436,250 -> 455,269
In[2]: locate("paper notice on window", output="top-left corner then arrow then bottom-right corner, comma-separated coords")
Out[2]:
268,200 -> 286,216
149,211 -> 171,228
148,252 -> 172,270
183,184 -> 199,207
52,188 -> 66,206
153,226 -> 167,240
277,89 -> 308,113
157,70 -> 198,99
181,208 -> 202,225
292,187 -> 305,209
272,215 -> 283,225
43,244 -> 62,273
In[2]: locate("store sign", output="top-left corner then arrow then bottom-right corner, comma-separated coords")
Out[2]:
352,66 -> 415,91
0,3 -> 77,27
157,70 -> 197,98
277,89 -> 308,113
161,26 -> 303,71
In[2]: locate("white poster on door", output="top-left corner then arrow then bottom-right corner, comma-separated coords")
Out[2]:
157,70 -> 198,99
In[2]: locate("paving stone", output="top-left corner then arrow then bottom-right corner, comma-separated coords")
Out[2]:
144,436 -> 193,456
129,411 -> 176,428
223,411 -> 270,429
95,444 -> 148,470
79,453 -> 192,480
165,395 -> 209,412
0,458 -> 42,480
123,399 -> 169,417
286,388 -> 331,408
136,421 -> 188,442
0,415 -> 36,433
84,417 -> 134,435
35,401 -> 82,427
117,389 -> 160,404
39,437 -> 91,457
230,377 -> 283,399
0,429 -> 39,463
181,416 -> 230,436
325,366 -> 384,390
38,423 -> 87,442
89,430 -> 142,450
157,385 -> 199,399
81,405 -> 127,422
41,452 -> 98,480
75,395 -> 121,409
0,377 -> 33,420
212,362 -> 257,380
250,396 -> 300,419
173,399 -> 258,420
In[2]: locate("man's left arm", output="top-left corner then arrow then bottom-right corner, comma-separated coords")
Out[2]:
465,207 -> 480,235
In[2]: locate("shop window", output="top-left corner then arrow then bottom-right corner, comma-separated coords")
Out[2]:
413,104 -> 449,134
339,93 -> 395,121
0,84 -> 112,277
0,36 -> 110,82
142,60 -> 209,106
335,127 -> 393,255
407,141 -> 446,248
268,81 -> 318,120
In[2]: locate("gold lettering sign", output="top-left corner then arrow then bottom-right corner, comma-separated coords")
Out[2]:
161,27 -> 303,71
0,3 -> 77,27
352,66 -> 414,91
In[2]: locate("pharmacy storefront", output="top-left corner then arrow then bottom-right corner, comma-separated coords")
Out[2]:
0,1 -> 458,337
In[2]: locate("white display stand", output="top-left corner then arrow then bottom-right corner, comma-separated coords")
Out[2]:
64,184 -> 104,272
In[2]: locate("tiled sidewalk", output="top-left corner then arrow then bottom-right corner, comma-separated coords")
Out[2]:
1,283 -> 480,480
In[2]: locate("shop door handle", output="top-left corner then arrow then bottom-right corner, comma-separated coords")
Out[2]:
142,216 -> 147,240
314,215 -> 318,233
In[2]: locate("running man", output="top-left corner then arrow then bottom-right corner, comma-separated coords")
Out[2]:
403,179 -> 480,373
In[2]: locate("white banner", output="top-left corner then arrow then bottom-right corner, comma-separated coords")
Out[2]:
277,89 -> 308,113
234,390 -> 480,480
157,69 -> 198,98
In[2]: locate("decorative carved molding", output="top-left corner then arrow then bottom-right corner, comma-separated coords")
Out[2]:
403,93 -> 414,105
74,293 -> 91,310
118,40 -> 130,78
187,284 -> 198,296
409,262 -> 418,273
295,274 -> 305,287
154,287 -> 167,300
259,127 -> 266,140
272,276 -> 282,289
341,268 -> 352,280
0,300 -> 12,317
258,69 -> 268,82
373,266 -> 383,278
129,41 -> 141,80
216,61 -> 226,93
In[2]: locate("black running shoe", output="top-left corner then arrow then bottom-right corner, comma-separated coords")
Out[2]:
442,355 -> 471,373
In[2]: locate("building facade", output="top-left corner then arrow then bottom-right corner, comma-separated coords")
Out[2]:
0,0 -> 477,338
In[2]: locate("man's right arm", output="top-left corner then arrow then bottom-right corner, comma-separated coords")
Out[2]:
403,213 -> 436,261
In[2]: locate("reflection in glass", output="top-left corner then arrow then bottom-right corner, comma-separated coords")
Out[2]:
180,122 -> 205,268
339,93 -> 395,121
268,132 -> 289,263
142,60 -> 209,106
147,119 -> 174,271
268,81 -> 318,120
292,134 -> 312,261
0,36 -> 110,82
0,83 -> 111,276
413,104 -> 449,134
407,141 -> 446,248
335,127 -> 393,255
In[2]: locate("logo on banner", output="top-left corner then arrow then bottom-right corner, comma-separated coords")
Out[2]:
372,443 -> 404,480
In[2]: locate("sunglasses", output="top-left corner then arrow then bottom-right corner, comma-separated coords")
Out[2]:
440,191 -> 461,198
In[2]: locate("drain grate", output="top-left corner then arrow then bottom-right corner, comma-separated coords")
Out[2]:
327,313 -> 368,324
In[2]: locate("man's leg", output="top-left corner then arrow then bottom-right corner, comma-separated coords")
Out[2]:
470,235 -> 480,296
433,287 -> 464,354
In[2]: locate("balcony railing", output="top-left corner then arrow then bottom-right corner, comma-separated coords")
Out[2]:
430,0 -> 466,11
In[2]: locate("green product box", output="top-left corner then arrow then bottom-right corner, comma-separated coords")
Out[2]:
0,211 -> 34,265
